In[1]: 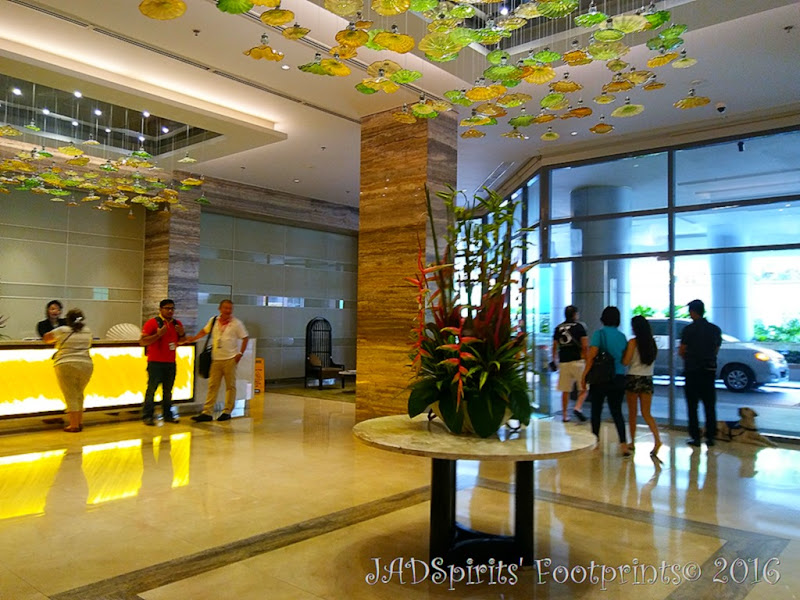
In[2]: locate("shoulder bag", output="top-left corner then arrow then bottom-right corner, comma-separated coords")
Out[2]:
198,317 -> 217,379
586,329 -> 615,385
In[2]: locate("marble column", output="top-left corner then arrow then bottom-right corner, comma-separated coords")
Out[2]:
142,201 -> 201,331
356,108 -> 457,422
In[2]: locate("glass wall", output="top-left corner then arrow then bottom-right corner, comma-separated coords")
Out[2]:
512,128 -> 800,436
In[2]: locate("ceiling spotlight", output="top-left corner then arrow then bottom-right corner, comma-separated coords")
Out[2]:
94,109 -> 102,116
138,135 -> 146,142
142,110 -> 150,118
105,127 -> 112,133
12,87 -> 22,96
499,6 -> 509,15
162,126 -> 169,134
570,131 -> 578,136
281,64 -> 291,70
74,90 -> 82,98
71,121 -> 79,127
293,178 -> 300,183
42,108 -> 50,115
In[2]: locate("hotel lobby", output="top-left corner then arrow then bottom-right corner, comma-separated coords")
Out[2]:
1,1 -> 800,599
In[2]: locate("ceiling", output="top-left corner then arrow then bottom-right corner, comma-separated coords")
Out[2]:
0,0 -> 798,209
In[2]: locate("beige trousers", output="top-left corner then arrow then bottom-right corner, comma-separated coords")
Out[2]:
202,357 -> 237,415
55,362 -> 94,412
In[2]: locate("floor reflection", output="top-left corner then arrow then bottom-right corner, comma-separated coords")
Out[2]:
0,449 -> 66,519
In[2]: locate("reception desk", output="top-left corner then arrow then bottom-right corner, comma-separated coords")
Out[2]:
0,340 -> 195,418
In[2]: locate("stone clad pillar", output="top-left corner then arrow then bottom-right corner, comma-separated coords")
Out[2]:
142,201 -> 200,331
356,108 -> 457,422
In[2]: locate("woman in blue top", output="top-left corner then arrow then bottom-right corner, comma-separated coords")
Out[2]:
581,306 -> 630,457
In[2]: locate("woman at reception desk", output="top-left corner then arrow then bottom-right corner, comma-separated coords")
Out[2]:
0,334 -> 195,420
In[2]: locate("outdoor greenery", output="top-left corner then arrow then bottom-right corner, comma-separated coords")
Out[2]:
632,304 -> 690,319
754,319 -> 800,343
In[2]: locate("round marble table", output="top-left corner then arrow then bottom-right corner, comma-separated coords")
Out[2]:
353,414 -> 597,566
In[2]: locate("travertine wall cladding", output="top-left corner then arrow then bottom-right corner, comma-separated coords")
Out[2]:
356,109 -> 457,422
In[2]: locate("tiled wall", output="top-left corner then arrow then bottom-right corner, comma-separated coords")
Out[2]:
198,213 -> 357,380
0,192 -> 145,339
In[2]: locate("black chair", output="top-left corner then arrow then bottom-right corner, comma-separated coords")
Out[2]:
305,317 -> 344,389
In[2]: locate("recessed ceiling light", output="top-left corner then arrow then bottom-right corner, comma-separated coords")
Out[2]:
42,108 -> 50,115
570,131 -> 578,136
138,135 -> 146,142
73,90 -> 82,98
162,126 -> 169,134
71,120 -> 79,127
281,64 -> 291,70
94,109 -> 102,116
105,127 -> 112,133
12,87 -> 22,96
293,178 -> 300,183
142,111 -> 150,118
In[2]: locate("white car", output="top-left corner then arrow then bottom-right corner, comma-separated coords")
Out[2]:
648,319 -> 789,392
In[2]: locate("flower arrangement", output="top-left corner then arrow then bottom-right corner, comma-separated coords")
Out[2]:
406,186 -> 531,437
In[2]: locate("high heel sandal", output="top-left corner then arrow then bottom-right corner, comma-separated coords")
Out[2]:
650,442 -> 662,458
63,425 -> 83,433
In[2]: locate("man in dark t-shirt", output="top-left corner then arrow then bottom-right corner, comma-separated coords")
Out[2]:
552,305 -> 588,422
679,299 -> 722,447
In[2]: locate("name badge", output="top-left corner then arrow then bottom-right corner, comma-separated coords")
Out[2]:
169,342 -> 176,351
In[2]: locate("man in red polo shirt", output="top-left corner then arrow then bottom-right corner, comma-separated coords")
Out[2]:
139,299 -> 186,426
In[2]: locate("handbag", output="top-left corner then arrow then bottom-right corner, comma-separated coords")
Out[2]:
197,317 -> 217,379
586,329 -> 615,385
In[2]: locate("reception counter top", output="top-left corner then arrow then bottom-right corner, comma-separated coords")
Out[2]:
0,340 -> 195,418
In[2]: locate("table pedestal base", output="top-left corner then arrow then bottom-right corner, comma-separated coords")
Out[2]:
429,458 -> 534,566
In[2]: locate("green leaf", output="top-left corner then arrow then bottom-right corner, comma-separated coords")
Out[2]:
408,378 -> 438,417
467,385 -> 507,438
216,0 -> 254,14
438,394 -> 463,434
479,370 -> 488,390
508,377 -> 532,424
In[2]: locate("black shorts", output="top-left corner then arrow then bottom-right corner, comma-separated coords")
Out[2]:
625,375 -> 654,394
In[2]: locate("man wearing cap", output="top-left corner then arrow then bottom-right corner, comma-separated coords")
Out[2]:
679,299 -> 722,447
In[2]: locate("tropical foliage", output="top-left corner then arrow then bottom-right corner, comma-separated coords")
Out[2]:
406,186 -> 531,437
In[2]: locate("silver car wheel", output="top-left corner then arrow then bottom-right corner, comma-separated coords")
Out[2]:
722,365 -> 753,392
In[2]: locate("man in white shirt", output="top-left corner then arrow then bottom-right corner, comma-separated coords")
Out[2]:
186,299 -> 249,422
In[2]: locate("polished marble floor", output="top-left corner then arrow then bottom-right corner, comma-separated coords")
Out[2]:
0,393 -> 798,600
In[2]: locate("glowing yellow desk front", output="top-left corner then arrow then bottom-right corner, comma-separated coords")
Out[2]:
0,341 -> 195,418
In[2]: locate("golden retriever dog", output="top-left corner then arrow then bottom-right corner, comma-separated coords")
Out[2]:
716,408 -> 777,447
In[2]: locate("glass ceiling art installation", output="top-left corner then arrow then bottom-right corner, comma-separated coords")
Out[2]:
136,0 -> 710,141
0,75 -> 218,215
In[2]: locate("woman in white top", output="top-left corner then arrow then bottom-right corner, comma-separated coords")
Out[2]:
44,308 -> 94,432
622,315 -> 661,457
